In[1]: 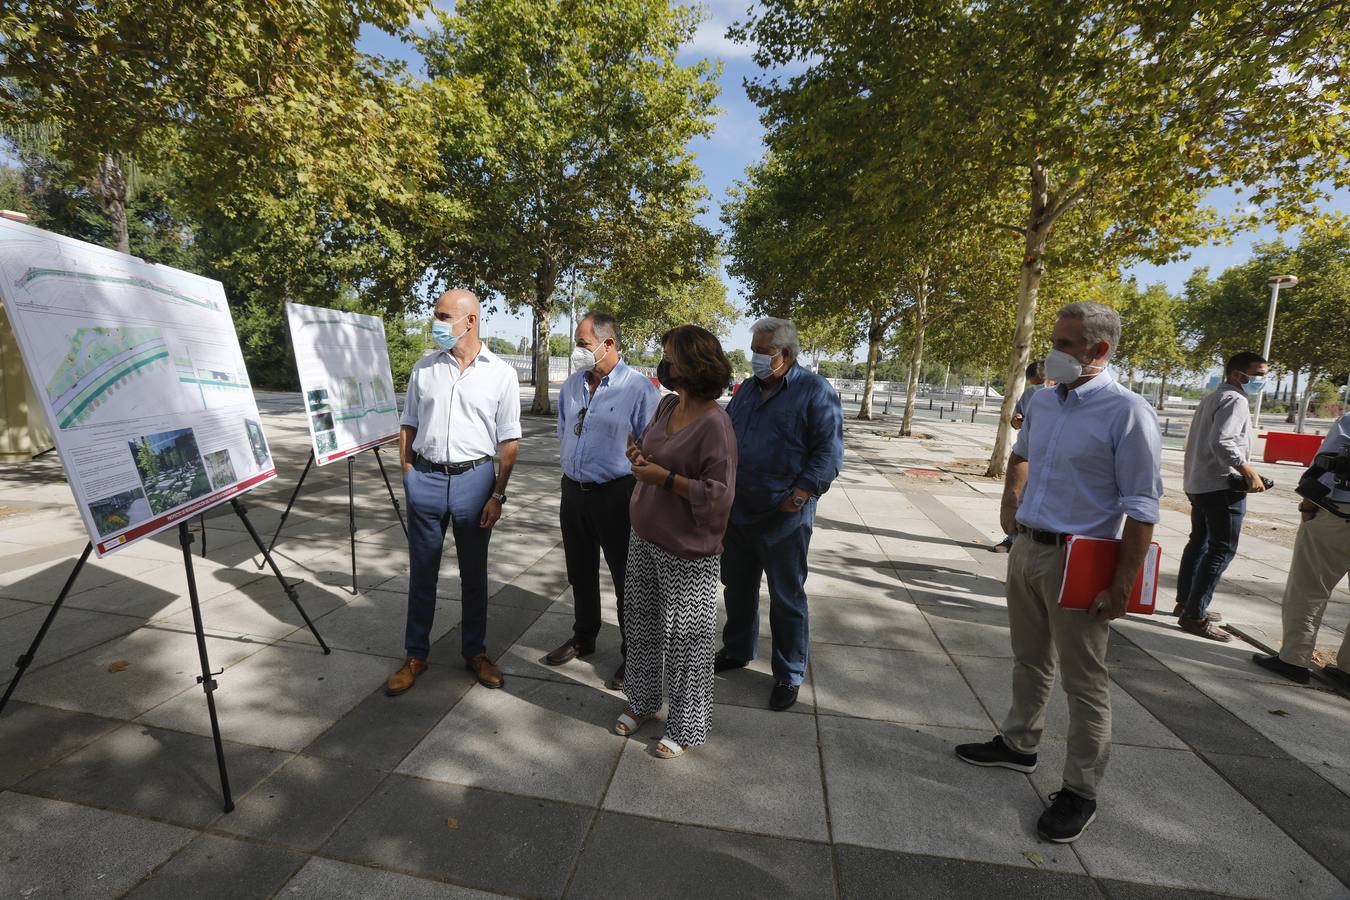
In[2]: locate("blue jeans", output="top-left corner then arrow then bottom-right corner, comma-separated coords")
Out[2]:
719,502 -> 815,687
404,459 -> 495,660
1176,489 -> 1246,620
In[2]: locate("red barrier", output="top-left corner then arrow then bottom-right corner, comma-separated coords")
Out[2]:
1262,431 -> 1323,466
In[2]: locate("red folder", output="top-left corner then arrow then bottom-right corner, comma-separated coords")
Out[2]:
1056,536 -> 1161,615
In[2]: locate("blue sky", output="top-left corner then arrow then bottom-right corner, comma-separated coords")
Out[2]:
360,2 -> 1346,362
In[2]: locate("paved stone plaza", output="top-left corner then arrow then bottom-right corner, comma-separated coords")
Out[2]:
1,390 -> 1348,899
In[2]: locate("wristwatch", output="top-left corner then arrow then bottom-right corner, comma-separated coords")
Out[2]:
791,494 -> 807,510
492,492 -> 507,504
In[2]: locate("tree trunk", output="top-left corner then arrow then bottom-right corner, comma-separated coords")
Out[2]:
1296,369 -> 1315,433
858,312 -> 882,420
1285,368 -> 1301,424
901,285 -> 927,437
1156,375 -> 1167,410
96,152 -> 130,255
985,227 -> 1049,478
530,259 -> 558,415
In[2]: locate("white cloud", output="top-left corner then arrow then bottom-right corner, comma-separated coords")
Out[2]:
410,0 -> 455,34
684,20 -> 756,60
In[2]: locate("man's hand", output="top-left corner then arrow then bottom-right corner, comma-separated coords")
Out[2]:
1011,413 -> 1024,431
1089,587 -> 1129,622
479,497 -> 502,529
402,460 -> 414,476
1299,501 -> 1319,522
999,498 -> 1019,537
1237,463 -> 1266,493
779,487 -> 811,513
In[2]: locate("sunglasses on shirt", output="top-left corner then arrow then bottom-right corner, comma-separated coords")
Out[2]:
574,407 -> 587,437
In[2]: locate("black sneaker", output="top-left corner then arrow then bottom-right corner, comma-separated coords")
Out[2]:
954,735 -> 1037,773
607,663 -> 625,691
1252,653 -> 1311,685
1037,789 -> 1097,843
714,650 -> 749,674
769,682 -> 799,711
1321,665 -> 1350,691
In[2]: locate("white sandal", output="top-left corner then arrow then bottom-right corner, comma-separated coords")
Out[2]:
615,712 -> 648,736
654,736 -> 685,758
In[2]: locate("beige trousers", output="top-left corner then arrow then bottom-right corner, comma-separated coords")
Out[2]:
1001,537 -> 1112,799
1278,509 -> 1350,669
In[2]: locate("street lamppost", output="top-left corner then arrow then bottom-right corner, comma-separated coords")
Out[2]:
1255,274 -> 1298,429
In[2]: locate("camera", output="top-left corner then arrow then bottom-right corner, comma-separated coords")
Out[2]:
1296,448 -> 1350,510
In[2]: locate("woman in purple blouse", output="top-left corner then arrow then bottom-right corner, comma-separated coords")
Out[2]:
615,325 -> 737,758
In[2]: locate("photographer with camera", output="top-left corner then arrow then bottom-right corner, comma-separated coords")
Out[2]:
1173,352 -> 1269,642
1252,410 -> 1350,690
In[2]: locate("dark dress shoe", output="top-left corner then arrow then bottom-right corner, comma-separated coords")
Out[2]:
607,663 -> 625,691
466,654 -> 504,688
1252,653 -> 1310,684
545,637 -> 595,666
714,650 -> 748,674
769,682 -> 799,711
1324,666 -> 1350,691
386,657 -> 427,696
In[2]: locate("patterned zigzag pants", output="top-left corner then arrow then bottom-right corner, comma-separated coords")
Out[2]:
622,532 -> 719,747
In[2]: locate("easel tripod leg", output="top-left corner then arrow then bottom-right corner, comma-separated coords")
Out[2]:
0,542 -> 92,715
348,457 -> 357,594
179,523 -> 234,813
231,499 -> 330,654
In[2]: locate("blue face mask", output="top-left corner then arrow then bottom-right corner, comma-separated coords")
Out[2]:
751,351 -> 780,381
1241,376 -> 1267,396
431,315 -> 468,350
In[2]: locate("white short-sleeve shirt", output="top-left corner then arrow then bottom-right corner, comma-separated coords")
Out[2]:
401,345 -> 522,464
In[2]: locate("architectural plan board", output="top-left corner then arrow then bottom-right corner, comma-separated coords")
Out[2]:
0,219 -> 276,556
285,301 -> 400,466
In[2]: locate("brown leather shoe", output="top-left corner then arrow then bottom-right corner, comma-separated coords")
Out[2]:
545,637 -> 595,666
386,657 -> 428,696
1172,604 -> 1222,623
1179,617 -> 1232,642
466,654 -> 504,688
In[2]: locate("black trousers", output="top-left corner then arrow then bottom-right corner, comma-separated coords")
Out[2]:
560,475 -> 635,654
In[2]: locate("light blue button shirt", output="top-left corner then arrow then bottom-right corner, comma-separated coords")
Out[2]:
1012,372 -> 1163,539
557,361 -> 660,483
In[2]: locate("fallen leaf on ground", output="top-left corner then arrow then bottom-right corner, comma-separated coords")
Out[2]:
1268,709 -> 1290,717
446,817 -> 459,828
107,660 -> 129,673
1023,851 -> 1045,868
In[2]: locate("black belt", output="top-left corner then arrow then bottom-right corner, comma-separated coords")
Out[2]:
1017,525 -> 1071,546
564,474 -> 634,492
415,454 -> 491,475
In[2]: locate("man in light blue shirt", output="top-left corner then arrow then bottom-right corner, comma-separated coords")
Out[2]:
546,311 -> 660,688
957,301 -> 1163,845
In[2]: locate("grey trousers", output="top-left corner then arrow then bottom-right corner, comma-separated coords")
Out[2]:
1278,509 -> 1350,669
1000,537 -> 1113,800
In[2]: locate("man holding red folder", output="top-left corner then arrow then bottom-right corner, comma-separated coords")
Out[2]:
956,301 -> 1163,844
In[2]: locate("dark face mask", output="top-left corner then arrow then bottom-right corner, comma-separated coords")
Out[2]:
656,359 -> 678,391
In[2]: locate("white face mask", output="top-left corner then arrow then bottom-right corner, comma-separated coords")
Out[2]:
571,342 -> 607,373
1044,348 -> 1104,384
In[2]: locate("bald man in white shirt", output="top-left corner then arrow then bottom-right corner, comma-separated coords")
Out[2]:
386,289 -> 521,695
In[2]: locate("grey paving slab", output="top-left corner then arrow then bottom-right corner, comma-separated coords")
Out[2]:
1202,753 -> 1350,889
14,625 -> 267,720
137,643 -> 396,751
0,700 -> 121,789
919,599 -> 1015,658
809,590 -> 937,652
818,717 -> 1083,874
567,811 -> 836,899
1110,617 -> 1298,688
496,609 -> 626,693
303,604 -> 540,769
279,857 -> 510,899
0,551 -> 166,601
811,644 -> 991,729
834,844 -> 1104,900
0,791 -> 195,900
954,654 -> 1188,750
123,832 -> 307,900
603,704 -> 828,842
798,555 -> 912,603
713,635 -> 818,714
0,596 -> 36,618
212,754 -> 385,850
18,722 -> 289,827
281,587 -> 460,657
64,558 -> 270,618
1110,663 -> 1295,759
321,773 -> 594,898
1029,743 -> 1346,898
154,578 -> 348,641
0,604 -> 144,672
1096,881 -> 1249,900
398,677 -> 624,805
1185,672 -> 1350,773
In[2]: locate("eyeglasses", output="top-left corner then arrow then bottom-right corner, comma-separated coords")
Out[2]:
573,407 -> 588,437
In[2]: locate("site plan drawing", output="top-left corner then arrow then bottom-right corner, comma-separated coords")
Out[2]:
0,218 -> 276,556
285,301 -> 400,465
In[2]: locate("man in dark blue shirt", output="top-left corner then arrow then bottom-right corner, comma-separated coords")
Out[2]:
716,317 -> 844,711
